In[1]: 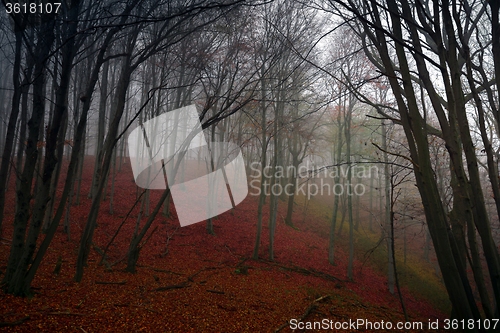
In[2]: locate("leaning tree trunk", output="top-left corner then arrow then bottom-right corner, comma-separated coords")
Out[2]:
6,1 -> 83,295
355,0 -> 483,320
90,58 -> 110,199
75,54 -> 134,282
25,34 -> 116,289
126,188 -> 170,273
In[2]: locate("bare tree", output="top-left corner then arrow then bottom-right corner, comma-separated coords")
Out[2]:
323,0 -> 500,320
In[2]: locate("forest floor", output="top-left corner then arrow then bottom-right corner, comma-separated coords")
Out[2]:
0,157 -> 449,332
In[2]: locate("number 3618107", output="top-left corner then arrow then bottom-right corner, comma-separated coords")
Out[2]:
5,2 -> 61,14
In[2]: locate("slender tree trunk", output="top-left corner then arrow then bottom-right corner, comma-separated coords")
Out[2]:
268,103 -> 280,261
14,60 -> 33,201
0,25 -> 24,234
359,0 -> 481,319
7,0 -> 84,294
329,115 -> 343,265
71,1 -> 139,281
43,111 -> 68,231
346,104 -> 354,281
109,145 -> 117,214
90,59 -> 110,199
75,51 -> 135,282
284,161 -> 297,227
467,218 -> 494,319
253,66 -> 267,260
382,119 -> 394,293
30,61 -> 102,292
126,188 -> 170,273
75,125 -> 85,205
368,168 -> 374,232
390,193 -> 408,321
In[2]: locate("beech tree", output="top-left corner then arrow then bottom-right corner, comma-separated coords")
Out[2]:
323,0 -> 500,321
251,0 -> 323,260
2,4 -> 59,295
0,0 -> 264,294
1,0 -> 143,295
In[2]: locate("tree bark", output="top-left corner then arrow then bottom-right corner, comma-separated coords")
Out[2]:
3,13 -> 56,293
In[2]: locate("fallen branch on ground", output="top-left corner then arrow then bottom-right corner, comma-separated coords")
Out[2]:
0,316 -> 30,327
95,280 -> 126,285
188,266 -> 218,282
274,295 -> 330,332
260,259 -> 344,283
113,303 -> 129,307
149,267 -> 184,275
154,283 -> 189,292
151,266 -> 223,292
47,311 -> 85,316
206,289 -> 225,294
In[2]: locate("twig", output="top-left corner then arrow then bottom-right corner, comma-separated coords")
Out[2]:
187,266 -> 218,282
274,322 -> 289,333
274,295 -> 330,332
260,259 -> 344,283
154,283 -> 189,292
224,244 -> 237,258
47,311 -> 85,316
150,267 -> 184,275
206,289 -> 225,294
76,297 -> 86,309
95,280 -> 127,285
113,303 -> 129,307
110,254 -> 127,267
101,189 -> 147,264
161,226 -> 179,257
313,295 -> 330,303
372,143 -> 418,167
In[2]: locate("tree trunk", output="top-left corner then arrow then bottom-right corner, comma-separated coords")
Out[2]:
329,114 -> 343,265
75,54 -> 134,282
3,14 -> 56,293
382,119 -> 394,293
346,102 -> 354,281
0,24 -> 25,235
253,65 -> 267,260
126,186 -> 170,272
90,59 -> 110,199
